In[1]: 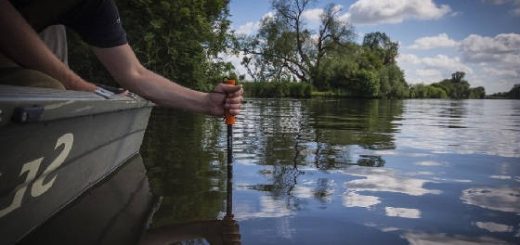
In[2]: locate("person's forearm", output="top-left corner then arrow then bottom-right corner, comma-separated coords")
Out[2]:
119,66 -> 211,114
0,0 -> 95,91
92,44 -> 242,116
93,44 -> 213,112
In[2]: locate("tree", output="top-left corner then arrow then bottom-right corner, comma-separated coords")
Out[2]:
507,84 -> 520,99
378,64 -> 408,98
451,71 -> 465,83
238,0 -> 355,88
469,86 -> 486,99
362,32 -> 399,66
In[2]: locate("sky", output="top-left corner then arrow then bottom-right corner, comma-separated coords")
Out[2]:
226,0 -> 520,94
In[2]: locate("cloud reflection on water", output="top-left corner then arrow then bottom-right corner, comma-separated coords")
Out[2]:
385,207 -> 421,219
460,187 -> 520,213
403,232 -> 510,245
235,195 -> 293,220
343,191 -> 381,208
475,222 -> 513,233
344,167 -> 442,197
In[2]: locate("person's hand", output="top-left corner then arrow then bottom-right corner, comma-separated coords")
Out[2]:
207,83 -> 244,117
66,77 -> 97,92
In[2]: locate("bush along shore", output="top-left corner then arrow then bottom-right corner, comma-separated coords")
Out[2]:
242,71 -> 514,99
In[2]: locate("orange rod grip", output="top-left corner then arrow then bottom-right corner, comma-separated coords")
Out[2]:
225,79 -> 236,125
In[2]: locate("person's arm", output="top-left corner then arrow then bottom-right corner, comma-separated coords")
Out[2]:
0,0 -> 96,91
92,44 -> 243,116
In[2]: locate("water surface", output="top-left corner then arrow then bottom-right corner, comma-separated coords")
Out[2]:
142,98 -> 520,244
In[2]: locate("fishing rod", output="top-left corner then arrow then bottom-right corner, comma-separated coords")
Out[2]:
225,78 -> 235,217
222,79 -> 241,244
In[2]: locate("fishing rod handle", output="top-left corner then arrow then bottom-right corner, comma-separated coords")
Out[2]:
225,79 -> 236,125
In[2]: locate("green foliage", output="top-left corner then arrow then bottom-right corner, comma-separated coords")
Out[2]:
362,32 -> 399,66
433,80 -> 470,99
488,84 -> 520,99
410,71 -> 485,99
243,81 -> 312,98
509,84 -> 520,99
306,37 -> 408,98
348,69 -> 380,97
68,0 -> 233,91
409,84 -> 448,98
378,64 -> 409,98
469,86 -> 486,99
432,72 -> 471,99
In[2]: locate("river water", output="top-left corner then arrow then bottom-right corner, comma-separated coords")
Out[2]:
141,98 -> 520,244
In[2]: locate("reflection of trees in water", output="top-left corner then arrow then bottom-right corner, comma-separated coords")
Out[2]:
141,108 -> 226,227
357,155 -> 385,167
314,178 -> 334,203
439,100 -> 468,129
243,99 -> 401,209
309,99 -> 402,150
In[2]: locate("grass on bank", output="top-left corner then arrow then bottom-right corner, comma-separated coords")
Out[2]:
242,81 -> 312,98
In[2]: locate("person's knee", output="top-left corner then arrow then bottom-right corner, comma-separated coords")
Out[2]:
0,68 -> 65,90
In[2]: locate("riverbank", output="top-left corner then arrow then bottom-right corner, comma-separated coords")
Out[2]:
242,81 -> 520,99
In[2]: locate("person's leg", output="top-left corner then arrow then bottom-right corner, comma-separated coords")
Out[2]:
0,67 -> 65,89
0,25 -> 67,90
39,25 -> 68,65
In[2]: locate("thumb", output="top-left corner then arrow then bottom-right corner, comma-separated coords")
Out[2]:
218,83 -> 241,94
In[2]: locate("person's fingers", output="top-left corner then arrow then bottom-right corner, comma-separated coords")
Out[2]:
219,83 -> 242,93
226,97 -> 242,104
230,89 -> 243,98
225,102 -> 241,109
228,108 -> 241,115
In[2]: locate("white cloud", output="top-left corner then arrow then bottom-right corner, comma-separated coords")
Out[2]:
414,69 -> 444,82
398,53 -> 476,87
348,0 -> 451,25
302,8 -> 324,24
398,53 -> 472,76
421,55 -> 472,73
409,33 -> 459,50
460,33 -> 520,64
482,67 -> 518,78
262,11 -> 275,20
397,53 -> 421,64
235,21 -> 260,36
233,11 -> 274,36
459,33 -> 520,91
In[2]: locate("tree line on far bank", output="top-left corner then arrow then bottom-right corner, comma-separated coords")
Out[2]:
487,84 -> 520,99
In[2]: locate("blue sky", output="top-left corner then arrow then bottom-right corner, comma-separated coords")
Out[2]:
226,0 -> 520,94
